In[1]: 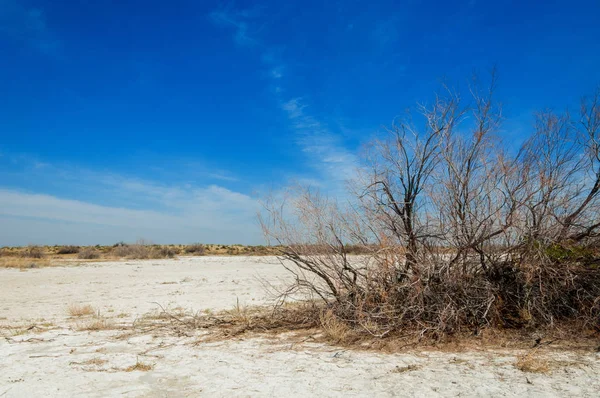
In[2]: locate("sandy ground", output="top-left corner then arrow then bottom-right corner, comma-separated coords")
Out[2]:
1,256 -> 599,397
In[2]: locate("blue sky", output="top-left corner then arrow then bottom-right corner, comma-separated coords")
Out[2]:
1,0 -> 600,245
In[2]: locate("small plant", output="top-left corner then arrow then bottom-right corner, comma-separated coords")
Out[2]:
515,351 -> 551,374
125,358 -> 154,372
229,298 -> 251,327
319,309 -> 352,343
68,304 -> 95,317
78,318 -> 113,331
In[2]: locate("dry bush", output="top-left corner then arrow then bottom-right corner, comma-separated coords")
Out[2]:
151,246 -> 178,259
111,241 -> 178,259
261,77 -> 600,340
111,240 -> 151,259
184,243 -> 206,255
56,245 -> 80,254
21,245 -> 45,259
111,244 -> 135,258
68,304 -> 96,317
77,248 -> 100,259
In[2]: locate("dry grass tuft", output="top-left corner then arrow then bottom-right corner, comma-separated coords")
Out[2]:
67,304 -> 96,317
71,357 -> 108,366
228,299 -> 252,327
515,350 -> 551,373
0,257 -> 52,269
78,318 -> 113,331
125,359 -> 154,372
319,309 -> 353,343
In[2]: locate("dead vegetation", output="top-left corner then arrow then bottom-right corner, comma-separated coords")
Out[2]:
0,243 -> 279,266
77,248 -> 100,259
65,304 -> 116,331
70,358 -> 108,367
57,246 -> 80,254
21,245 -> 45,259
0,257 -> 52,269
261,76 -> 600,342
515,349 -> 551,373
124,359 -> 154,372
67,304 -> 96,317
77,317 -> 114,331
392,364 -> 421,373
125,299 -> 598,357
132,302 -> 320,341
184,243 -> 206,255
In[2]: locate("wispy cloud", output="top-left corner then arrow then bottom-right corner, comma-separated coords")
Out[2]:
0,0 -> 60,55
209,5 -> 264,48
270,66 -> 283,79
209,5 -> 359,193
282,98 -> 358,185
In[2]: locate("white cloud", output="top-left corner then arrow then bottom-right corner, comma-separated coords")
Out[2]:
211,5 -> 360,195
0,168 -> 263,246
282,98 -> 358,184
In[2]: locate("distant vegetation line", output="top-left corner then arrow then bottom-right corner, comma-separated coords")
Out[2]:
0,242 -> 373,268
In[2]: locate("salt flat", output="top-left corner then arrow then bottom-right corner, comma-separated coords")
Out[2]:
1,256 -> 599,397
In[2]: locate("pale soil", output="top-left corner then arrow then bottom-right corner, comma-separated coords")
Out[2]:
1,256 -> 599,397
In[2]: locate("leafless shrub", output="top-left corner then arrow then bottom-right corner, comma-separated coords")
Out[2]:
77,247 -> 100,259
57,245 -> 80,254
111,239 -> 151,259
111,241 -> 179,259
261,77 -> 600,339
152,246 -> 178,259
21,245 -> 45,259
184,243 -> 206,255
112,244 -> 147,259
